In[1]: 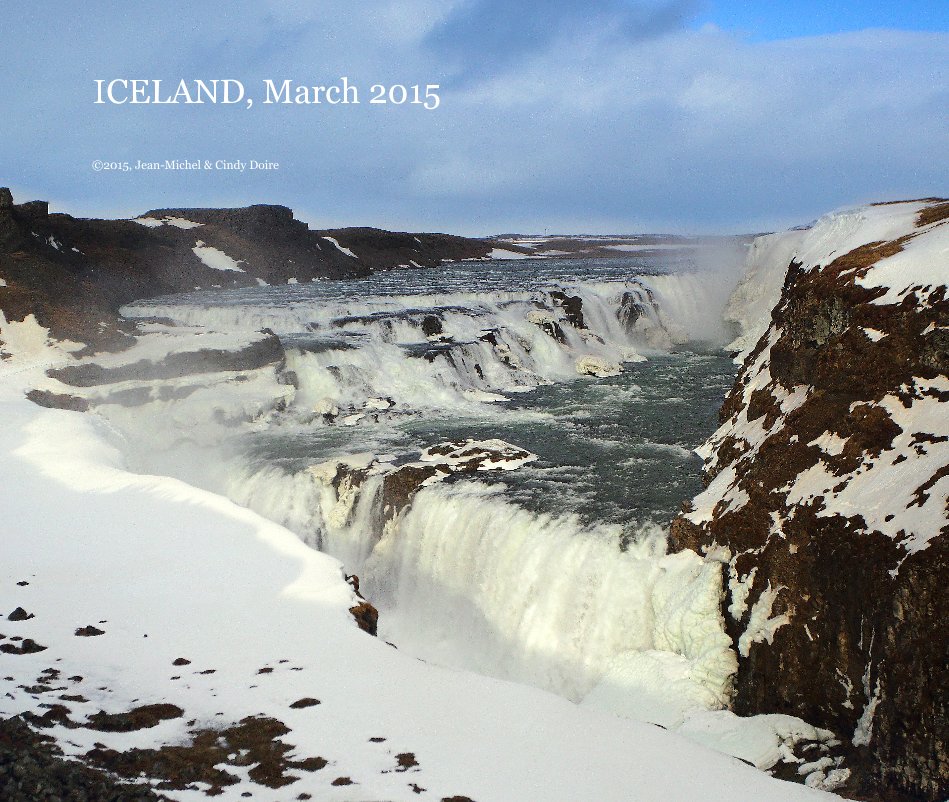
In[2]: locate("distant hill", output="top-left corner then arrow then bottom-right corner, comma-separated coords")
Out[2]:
0,188 -> 496,349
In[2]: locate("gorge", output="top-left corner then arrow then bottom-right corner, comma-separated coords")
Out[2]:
0,190 -> 945,802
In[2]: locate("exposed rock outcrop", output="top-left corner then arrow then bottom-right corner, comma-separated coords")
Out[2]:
0,716 -> 165,801
670,199 -> 949,801
310,439 -> 537,539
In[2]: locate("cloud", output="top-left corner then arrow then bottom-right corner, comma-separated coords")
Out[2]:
1,4 -> 946,235
424,0 -> 701,82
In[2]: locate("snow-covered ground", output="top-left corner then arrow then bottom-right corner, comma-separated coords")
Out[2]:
0,312 -> 836,800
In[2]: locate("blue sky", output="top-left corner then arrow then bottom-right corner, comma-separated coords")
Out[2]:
1,2 -> 946,235
696,1 -> 949,39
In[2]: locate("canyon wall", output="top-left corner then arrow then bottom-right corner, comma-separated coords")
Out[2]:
672,199 -> 949,801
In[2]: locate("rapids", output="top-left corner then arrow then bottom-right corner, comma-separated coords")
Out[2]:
112,252 -> 744,726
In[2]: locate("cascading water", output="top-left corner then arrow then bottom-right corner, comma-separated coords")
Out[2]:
108,253 -> 743,728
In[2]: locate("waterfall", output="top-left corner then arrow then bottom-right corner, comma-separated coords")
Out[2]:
108,264 -> 741,727
126,272 -> 734,417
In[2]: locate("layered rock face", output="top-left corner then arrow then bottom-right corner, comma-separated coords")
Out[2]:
0,188 -> 495,348
671,199 -> 949,801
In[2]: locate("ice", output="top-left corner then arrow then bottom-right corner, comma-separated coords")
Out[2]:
576,354 -> 622,377
738,581 -> 791,657
852,678 -> 880,747
724,230 -> 806,359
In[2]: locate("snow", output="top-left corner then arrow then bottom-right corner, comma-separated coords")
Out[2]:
677,710 -> 837,772
605,243 -> 699,251
192,240 -> 245,272
164,216 -> 203,229
582,649 -> 721,727
809,432 -> 848,457
133,216 -> 203,229
488,247 -> 532,260
76,323 -> 272,371
322,236 -> 358,259
417,439 -> 537,471
0,277 -> 7,287
857,215 -> 949,305
724,199 -> 947,359
0,325 -> 831,801
791,202 -> 925,273
0,312 -> 52,358
784,376 -> 949,554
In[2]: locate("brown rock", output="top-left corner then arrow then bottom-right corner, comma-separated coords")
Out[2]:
349,601 -> 379,637
671,207 -> 949,801
75,626 -> 105,637
86,704 -> 184,732
288,698 -> 320,709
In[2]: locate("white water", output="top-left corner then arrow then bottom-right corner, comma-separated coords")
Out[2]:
107,257 -> 744,726
370,484 -> 735,719
127,271 -> 735,415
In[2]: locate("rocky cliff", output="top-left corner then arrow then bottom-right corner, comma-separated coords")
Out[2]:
0,188 -> 496,349
671,199 -> 949,801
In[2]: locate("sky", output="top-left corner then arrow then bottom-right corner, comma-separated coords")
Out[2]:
1,2 -> 946,235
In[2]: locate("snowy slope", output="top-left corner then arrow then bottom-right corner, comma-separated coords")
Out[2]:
724,200 -> 943,360
0,317 -> 832,801
692,200 -> 949,552
672,198 -> 949,802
